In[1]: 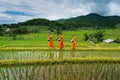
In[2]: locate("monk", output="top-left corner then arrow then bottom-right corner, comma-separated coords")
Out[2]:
48,33 -> 54,48
71,35 -> 76,49
58,33 -> 64,49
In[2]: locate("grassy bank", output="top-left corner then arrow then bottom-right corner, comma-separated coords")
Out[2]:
0,29 -> 120,47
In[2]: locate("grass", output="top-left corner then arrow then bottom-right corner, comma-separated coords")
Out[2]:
0,57 -> 120,66
0,29 -> 120,47
0,29 -> 120,80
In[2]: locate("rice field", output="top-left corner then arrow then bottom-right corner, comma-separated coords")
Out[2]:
0,50 -> 120,60
0,44 -> 120,80
0,63 -> 120,80
0,65 -> 120,80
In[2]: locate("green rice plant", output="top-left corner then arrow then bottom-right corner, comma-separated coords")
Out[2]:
110,63 -> 115,80
101,64 -> 106,80
47,65 -> 51,80
97,63 -> 104,80
104,64 -> 109,80
79,65 -> 84,80
42,67 -> 45,80
54,63 -> 57,79
25,66 -> 29,80
5,67 -> 10,80
49,52 -> 54,59
33,65 -> 38,80
94,63 -> 102,80
0,62 -> 120,80
116,62 -> 120,80
76,63 -> 80,80
48,65 -> 51,80
0,47 -> 120,51
19,67 -> 24,80
30,66 -> 36,80
87,65 -> 93,80
28,66 -> 33,80
0,67 -> 5,80
65,63 -> 68,78
1,50 -> 120,61
60,64 -> 64,80
71,64 -> 75,80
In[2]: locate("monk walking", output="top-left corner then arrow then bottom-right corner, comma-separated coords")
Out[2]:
58,33 -> 64,49
71,35 -> 76,49
48,33 -> 54,48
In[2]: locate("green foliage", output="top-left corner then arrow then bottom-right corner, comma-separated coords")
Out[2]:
26,26 -> 47,33
8,30 -> 17,40
0,57 -> 120,66
84,30 -> 105,43
7,26 -> 29,40
15,26 -> 28,34
58,13 -> 120,30
0,63 -> 120,80
84,33 -> 89,41
0,25 -> 4,36
114,24 -> 120,29
94,30 -> 105,43
114,38 -> 120,43
1,13 -> 120,34
0,29 -> 119,47
18,19 -> 65,33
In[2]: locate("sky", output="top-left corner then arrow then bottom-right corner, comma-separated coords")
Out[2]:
0,0 -> 120,24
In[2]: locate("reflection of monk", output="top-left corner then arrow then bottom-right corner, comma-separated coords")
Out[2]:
71,35 -> 76,49
48,33 -> 54,48
58,33 -> 64,49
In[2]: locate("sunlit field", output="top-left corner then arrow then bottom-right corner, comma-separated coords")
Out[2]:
0,29 -> 120,46
0,29 -> 120,80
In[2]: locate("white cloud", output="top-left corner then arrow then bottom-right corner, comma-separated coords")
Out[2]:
108,1 -> 120,15
70,2 -> 96,16
0,13 -> 11,20
0,0 -> 120,24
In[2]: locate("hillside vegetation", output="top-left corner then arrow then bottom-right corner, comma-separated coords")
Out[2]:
1,13 -> 120,32
57,13 -> 120,30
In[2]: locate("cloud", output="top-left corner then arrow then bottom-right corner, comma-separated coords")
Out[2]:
108,1 -> 120,15
0,0 -> 120,24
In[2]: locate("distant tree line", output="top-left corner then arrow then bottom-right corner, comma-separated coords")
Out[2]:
57,13 -> 120,29
0,13 -> 120,40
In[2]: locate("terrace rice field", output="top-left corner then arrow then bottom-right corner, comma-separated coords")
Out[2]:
0,44 -> 120,80
0,29 -> 120,80
0,63 -> 120,80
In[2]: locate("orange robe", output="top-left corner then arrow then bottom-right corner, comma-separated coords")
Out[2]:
71,36 -> 76,49
58,35 -> 64,49
48,35 -> 54,48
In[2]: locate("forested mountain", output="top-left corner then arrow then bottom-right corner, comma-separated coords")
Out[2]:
1,13 -> 120,30
57,13 -> 120,29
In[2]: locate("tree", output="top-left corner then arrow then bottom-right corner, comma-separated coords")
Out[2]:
0,25 -> 4,36
84,33 -> 89,41
8,29 -> 17,40
94,30 -> 105,43
13,26 -> 29,34
84,30 -> 105,43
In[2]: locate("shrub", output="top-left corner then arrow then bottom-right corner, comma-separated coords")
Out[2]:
84,30 -> 105,43
84,33 -> 89,41
0,25 -> 4,36
114,38 -> 120,43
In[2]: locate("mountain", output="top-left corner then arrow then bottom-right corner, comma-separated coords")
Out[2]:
57,13 -> 120,29
2,13 -> 120,30
18,18 -> 66,29
19,18 -> 56,26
